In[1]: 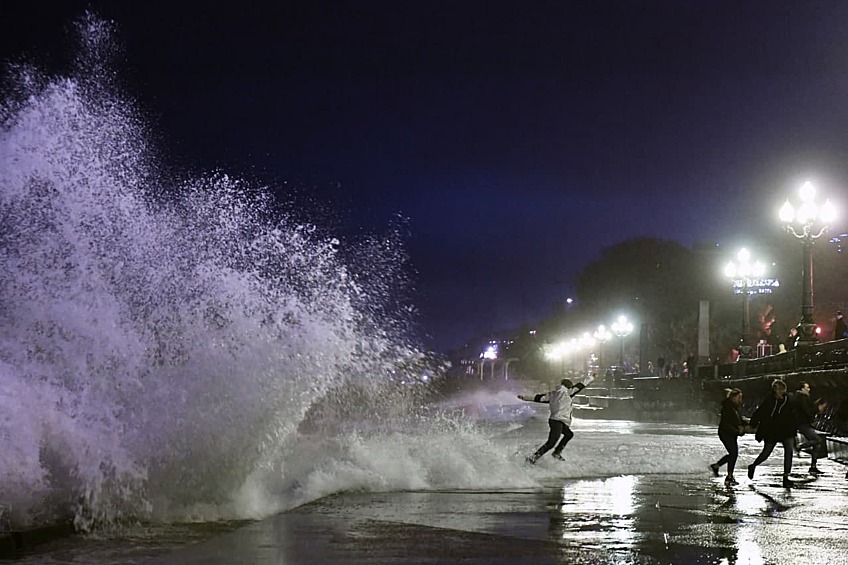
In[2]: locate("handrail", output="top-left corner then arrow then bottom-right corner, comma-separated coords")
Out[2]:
700,338 -> 848,379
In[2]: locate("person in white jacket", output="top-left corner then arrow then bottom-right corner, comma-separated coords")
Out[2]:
518,374 -> 594,464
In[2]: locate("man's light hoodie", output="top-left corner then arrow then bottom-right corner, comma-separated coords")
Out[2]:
534,375 -> 595,426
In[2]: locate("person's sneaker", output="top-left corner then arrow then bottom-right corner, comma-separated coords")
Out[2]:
782,477 -> 794,488
552,453 -> 565,461
709,463 -> 720,477
747,464 -> 756,480
809,466 -> 824,475
525,455 -> 538,465
724,476 -> 738,485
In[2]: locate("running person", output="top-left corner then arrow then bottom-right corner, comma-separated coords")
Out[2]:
709,388 -> 748,485
748,379 -> 797,488
519,374 -> 594,464
793,381 -> 823,475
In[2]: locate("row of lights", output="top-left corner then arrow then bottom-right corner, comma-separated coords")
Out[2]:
545,316 -> 634,361
544,315 -> 634,394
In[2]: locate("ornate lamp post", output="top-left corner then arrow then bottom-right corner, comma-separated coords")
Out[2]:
611,315 -> 633,394
779,181 -> 837,346
724,247 -> 766,356
593,324 -> 612,394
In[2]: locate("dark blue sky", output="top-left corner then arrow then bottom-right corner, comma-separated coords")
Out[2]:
4,2 -> 848,351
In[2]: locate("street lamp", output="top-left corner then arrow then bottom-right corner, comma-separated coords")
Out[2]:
593,324 -> 612,394
779,181 -> 837,346
612,316 -> 633,367
611,315 -> 634,374
724,247 -> 766,355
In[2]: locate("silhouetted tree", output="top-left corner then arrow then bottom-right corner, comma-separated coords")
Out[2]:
574,237 -> 699,365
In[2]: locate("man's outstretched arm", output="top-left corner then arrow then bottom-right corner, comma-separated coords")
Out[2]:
518,392 -> 549,403
569,373 -> 596,397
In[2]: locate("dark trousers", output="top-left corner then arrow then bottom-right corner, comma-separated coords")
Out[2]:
535,419 -> 574,457
715,432 -> 739,474
751,436 -> 794,477
797,423 -> 821,465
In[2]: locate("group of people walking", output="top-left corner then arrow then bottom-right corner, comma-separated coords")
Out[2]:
710,379 -> 824,488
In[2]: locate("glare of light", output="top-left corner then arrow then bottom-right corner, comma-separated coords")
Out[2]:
726,248 -> 767,280
566,297 -> 574,304
779,200 -> 795,223
482,345 -> 497,360
797,201 -> 818,224
799,180 -> 815,202
546,342 -> 565,361
821,199 -> 838,224
782,181 -> 837,228
736,248 -> 753,277
594,324 -> 612,342
612,315 -> 633,337
816,326 -> 822,335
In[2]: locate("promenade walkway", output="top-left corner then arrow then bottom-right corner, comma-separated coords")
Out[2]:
149,453 -> 848,565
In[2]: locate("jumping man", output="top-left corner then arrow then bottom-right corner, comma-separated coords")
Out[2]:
519,374 -> 594,464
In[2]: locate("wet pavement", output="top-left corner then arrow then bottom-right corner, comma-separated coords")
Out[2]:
149,454 -> 848,565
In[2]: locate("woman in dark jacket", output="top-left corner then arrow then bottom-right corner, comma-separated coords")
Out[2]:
709,388 -> 748,485
747,379 -> 798,487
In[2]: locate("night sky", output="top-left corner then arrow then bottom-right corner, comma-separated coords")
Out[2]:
4,2 -> 848,352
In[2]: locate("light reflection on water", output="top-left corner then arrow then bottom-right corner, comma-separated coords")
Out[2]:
555,475 -> 638,550
732,535 -> 765,565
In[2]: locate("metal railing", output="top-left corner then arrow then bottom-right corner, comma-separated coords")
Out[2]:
701,338 -> 848,379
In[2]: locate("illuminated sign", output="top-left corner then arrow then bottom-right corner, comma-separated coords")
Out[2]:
481,344 -> 498,359
730,278 -> 780,295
